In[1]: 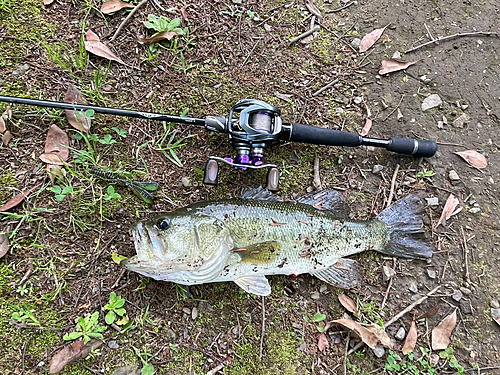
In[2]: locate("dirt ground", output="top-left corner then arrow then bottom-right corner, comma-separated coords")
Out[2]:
1,0 -> 499,374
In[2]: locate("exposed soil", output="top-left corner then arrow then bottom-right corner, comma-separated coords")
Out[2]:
1,0 -> 499,374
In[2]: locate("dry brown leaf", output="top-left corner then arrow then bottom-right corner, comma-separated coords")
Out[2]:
101,0 -> 135,14
331,319 -> 392,349
435,194 -> 461,229
85,29 -> 100,41
431,310 -> 457,350
0,233 -> 9,259
2,130 -> 12,145
0,186 -> 38,212
138,31 -> 180,44
44,124 -> 69,159
338,294 -> 358,314
359,25 -> 389,53
85,40 -> 126,65
402,321 -> 418,355
43,0 -> 55,5
454,150 -> 488,169
379,59 -> 418,75
305,0 -> 322,19
360,118 -> 372,136
49,340 -> 103,374
0,105 -> 11,133
46,164 -> 64,185
64,85 -> 91,133
416,304 -> 440,321
317,333 -> 329,352
180,7 -> 188,22
0,117 -> 5,133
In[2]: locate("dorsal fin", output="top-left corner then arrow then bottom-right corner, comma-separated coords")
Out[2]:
297,190 -> 350,218
241,186 -> 282,201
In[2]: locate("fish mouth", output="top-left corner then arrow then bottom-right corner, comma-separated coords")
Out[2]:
131,221 -> 164,260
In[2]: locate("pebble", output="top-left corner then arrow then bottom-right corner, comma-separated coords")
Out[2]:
111,366 -> 141,375
192,307 -> 198,320
452,291 -> 463,302
372,164 -> 384,174
469,207 -> 481,214
382,265 -> 396,281
12,63 -> 30,76
353,96 -> 363,104
491,299 -> 500,309
264,24 -> 271,32
395,326 -> 406,340
427,269 -> 437,279
108,340 -> 119,350
429,353 -> 440,367
166,329 -> 177,341
409,283 -> 418,293
460,287 -> 472,295
460,299 -> 472,315
422,94 -> 442,111
392,51 -> 402,59
320,284 -> 328,293
311,291 -> 320,300
449,170 -> 460,181
397,108 -> 403,121
425,197 -> 439,206
411,294 -> 422,301
491,308 -> 500,325
181,177 -> 192,187
372,345 -> 385,358
182,307 -> 191,315
452,113 -> 471,128
351,38 -> 361,49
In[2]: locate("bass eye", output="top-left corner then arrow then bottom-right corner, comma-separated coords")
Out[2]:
156,218 -> 170,231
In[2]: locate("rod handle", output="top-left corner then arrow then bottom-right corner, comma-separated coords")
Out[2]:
286,123 -> 362,147
387,137 -> 437,157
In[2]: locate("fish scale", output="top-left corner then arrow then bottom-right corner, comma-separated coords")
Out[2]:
124,190 -> 433,296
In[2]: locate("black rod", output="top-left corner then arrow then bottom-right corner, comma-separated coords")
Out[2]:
0,96 -> 206,126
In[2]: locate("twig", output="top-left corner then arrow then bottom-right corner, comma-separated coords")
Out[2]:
424,23 -> 435,41
259,296 -> 266,360
460,226 -> 471,284
381,277 -> 393,309
111,0 -> 148,42
348,285 -> 441,355
111,268 -> 126,289
289,25 -> 320,45
313,156 -> 322,190
343,332 -> 350,375
207,364 -> 225,375
312,78 -> 339,97
18,265 -> 33,288
240,38 -> 262,68
386,164 -> 400,208
326,1 -> 355,13
382,94 -> 405,121
405,31 -> 500,53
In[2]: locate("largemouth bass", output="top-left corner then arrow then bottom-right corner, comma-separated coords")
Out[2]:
124,188 -> 433,296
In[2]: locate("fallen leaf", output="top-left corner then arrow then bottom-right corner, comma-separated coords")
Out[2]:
305,0 -> 322,19
435,194 -> 461,229
331,319 -> 393,349
180,7 -> 189,21
338,294 -> 358,314
359,25 -> 389,53
138,31 -> 180,44
317,333 -> 329,352
44,124 -> 69,161
0,186 -> 38,212
402,321 -> 417,355
49,340 -> 103,374
2,130 -> 12,145
43,0 -> 55,4
40,153 -> 66,165
360,118 -> 372,136
46,164 -> 64,185
0,117 -> 5,133
101,0 -> 135,14
431,310 -> 457,350
64,85 -> 91,133
454,150 -> 488,169
379,59 -> 418,75
0,105 -> 11,133
85,29 -> 100,42
416,304 -> 440,321
0,233 -> 8,259
85,40 -> 126,65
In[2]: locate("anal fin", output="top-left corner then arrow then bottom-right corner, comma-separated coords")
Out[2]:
310,259 -> 363,289
234,275 -> 271,296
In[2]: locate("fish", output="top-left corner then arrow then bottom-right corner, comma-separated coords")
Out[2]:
123,188 -> 433,296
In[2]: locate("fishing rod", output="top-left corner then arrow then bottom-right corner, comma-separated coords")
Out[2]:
0,95 -> 437,191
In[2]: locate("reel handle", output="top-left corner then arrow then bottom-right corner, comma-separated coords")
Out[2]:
284,123 -> 437,157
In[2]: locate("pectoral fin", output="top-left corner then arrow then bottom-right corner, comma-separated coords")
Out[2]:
310,259 -> 363,289
234,275 -> 271,296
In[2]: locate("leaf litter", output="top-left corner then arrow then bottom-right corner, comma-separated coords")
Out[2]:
330,318 -> 393,349
402,320 -> 417,355
338,294 -> 358,314
435,194 -> 462,229
84,29 -> 126,65
101,0 -> 135,14
0,233 -> 8,259
379,59 -> 418,75
431,309 -> 457,350
49,339 -> 103,374
138,31 -> 181,44
40,124 -> 69,165
0,186 -> 39,212
359,24 -> 389,52
454,150 -> 488,169
64,85 -> 91,133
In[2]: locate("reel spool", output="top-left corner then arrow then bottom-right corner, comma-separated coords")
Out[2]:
203,99 -> 282,191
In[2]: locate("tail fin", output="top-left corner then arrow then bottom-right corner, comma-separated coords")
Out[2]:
377,195 -> 433,259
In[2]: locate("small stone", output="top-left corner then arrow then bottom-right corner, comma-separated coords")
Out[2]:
437,121 -> 444,129
442,116 -> 448,124
411,294 -> 422,301
353,96 -> 363,104
372,345 -> 385,358
192,307 -> 198,320
297,342 -> 307,352
425,197 -> 439,206
372,164 -> 384,174
460,299 -> 472,315
429,353 -> 440,367
409,283 -> 418,293
12,63 -> 30,77
452,291 -> 463,302
452,113 -> 471,128
449,170 -> 460,181
111,365 -> 141,375
491,299 -> 500,309
491,308 -> 500,325
351,38 -> 361,49
447,281 -> 458,288
231,0 -> 242,3
469,207 -> 480,214
427,269 -> 437,279
181,176 -> 192,187
460,287 -> 472,295
182,307 -> 191,315
320,284 -> 328,293
264,24 -> 271,32
108,340 -> 119,350
166,329 -> 177,341
392,51 -> 402,59
422,94 -> 442,111
311,291 -> 320,300
382,265 -> 396,281
395,326 -> 406,340
420,75 -> 431,83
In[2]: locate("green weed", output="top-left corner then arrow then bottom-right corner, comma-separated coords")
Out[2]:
11,305 -> 42,327
155,121 -> 196,167
103,292 -> 127,325
63,311 -> 107,344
